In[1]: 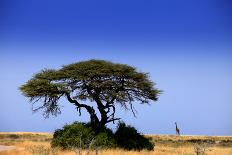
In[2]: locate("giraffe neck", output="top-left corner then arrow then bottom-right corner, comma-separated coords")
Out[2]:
175,123 -> 178,130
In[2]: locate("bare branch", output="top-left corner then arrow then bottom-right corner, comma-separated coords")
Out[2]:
129,102 -> 137,117
106,118 -> 121,123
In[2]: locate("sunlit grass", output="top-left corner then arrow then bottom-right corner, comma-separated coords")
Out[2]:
0,132 -> 232,155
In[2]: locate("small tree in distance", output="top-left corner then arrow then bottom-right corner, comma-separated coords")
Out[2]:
20,59 -> 161,132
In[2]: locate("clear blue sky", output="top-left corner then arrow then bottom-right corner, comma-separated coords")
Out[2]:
0,0 -> 231,135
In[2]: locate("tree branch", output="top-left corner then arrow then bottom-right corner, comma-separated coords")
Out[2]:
106,118 -> 121,123
65,92 -> 95,116
129,102 -> 137,117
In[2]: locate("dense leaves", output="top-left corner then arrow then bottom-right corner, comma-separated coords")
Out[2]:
114,122 -> 154,151
51,122 -> 154,151
20,60 -> 161,130
51,122 -> 116,149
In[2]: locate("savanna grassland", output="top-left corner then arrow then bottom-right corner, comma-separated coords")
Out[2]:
0,132 -> 231,155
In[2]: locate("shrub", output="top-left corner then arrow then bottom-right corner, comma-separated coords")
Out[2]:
95,132 -> 116,148
51,121 -> 154,151
51,122 -> 116,149
114,122 -> 154,151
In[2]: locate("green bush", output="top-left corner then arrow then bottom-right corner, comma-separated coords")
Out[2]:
51,122 -> 116,149
51,121 -> 154,151
114,122 -> 154,151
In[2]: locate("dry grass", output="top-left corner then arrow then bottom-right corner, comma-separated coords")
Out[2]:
0,132 -> 232,155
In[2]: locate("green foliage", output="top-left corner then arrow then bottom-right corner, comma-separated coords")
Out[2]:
51,122 -> 116,149
114,122 -> 154,151
94,132 -> 116,148
20,59 -> 161,119
20,60 -> 161,147
51,122 -> 154,151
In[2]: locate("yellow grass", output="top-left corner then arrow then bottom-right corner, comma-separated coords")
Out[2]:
0,132 -> 232,155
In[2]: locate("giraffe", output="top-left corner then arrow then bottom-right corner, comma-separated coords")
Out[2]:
175,122 -> 180,136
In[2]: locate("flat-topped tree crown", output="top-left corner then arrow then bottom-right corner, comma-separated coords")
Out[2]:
20,59 -> 161,131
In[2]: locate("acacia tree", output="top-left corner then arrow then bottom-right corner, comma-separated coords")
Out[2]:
20,60 -> 161,132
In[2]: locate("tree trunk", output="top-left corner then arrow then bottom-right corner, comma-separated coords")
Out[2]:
90,114 -> 100,131
90,115 -> 107,133
87,108 -> 102,133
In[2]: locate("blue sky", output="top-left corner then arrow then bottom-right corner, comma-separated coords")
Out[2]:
0,0 -> 231,135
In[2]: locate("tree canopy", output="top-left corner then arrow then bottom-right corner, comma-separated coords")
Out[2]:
20,59 -> 161,131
